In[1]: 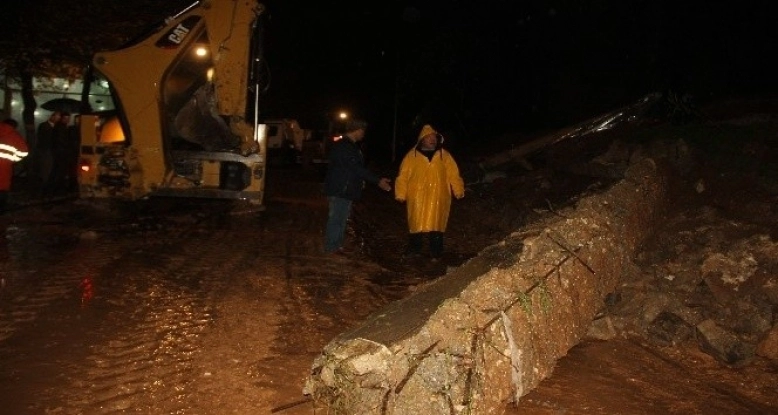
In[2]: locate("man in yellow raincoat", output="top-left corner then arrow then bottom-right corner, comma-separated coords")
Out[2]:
395,124 -> 464,260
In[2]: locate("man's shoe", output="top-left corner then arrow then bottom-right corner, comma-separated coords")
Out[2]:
331,248 -> 350,257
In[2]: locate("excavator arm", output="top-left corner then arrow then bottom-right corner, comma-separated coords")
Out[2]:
79,0 -> 269,205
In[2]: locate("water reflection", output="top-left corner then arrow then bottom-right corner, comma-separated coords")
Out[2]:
80,276 -> 95,307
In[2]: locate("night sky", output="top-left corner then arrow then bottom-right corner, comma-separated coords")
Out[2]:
3,1 -> 775,157
260,1 -> 776,155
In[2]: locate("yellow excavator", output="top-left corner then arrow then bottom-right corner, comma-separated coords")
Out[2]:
78,0 -> 269,205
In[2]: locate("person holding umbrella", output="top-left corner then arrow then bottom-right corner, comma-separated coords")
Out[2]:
38,97 -> 85,196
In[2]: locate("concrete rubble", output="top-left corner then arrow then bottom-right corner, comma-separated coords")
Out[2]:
304,157 -> 671,414
590,198 -> 778,367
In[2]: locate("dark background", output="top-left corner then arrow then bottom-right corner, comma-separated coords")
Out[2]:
3,1 -> 775,160
259,1 -> 777,159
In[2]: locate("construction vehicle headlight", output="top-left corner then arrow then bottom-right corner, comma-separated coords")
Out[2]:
79,159 -> 92,172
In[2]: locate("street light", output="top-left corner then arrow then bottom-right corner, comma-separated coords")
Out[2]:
328,110 -> 349,140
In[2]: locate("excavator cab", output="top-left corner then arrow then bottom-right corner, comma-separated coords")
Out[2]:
78,0 -> 268,205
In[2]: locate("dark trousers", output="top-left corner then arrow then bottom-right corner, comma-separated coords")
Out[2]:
324,196 -> 352,253
407,231 -> 444,258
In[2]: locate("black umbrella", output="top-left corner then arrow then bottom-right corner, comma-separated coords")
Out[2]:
41,97 -> 84,113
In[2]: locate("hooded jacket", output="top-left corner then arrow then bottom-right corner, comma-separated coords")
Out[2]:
394,125 -> 464,233
324,135 -> 380,200
0,122 -> 29,191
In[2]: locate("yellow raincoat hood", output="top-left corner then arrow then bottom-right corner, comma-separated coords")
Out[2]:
395,125 -> 465,233
418,124 -> 437,140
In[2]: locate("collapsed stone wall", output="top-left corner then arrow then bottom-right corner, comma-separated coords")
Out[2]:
304,158 -> 671,414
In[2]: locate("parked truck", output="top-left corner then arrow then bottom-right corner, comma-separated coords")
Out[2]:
264,118 -> 310,164
78,0 -> 269,205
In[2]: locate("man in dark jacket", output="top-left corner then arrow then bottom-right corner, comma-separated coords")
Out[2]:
323,119 -> 391,254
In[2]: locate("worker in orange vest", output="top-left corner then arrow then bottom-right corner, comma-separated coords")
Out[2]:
0,118 -> 29,213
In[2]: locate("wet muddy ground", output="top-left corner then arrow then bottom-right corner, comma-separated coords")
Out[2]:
2,104 -> 778,414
